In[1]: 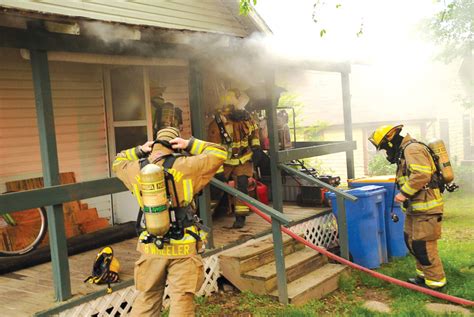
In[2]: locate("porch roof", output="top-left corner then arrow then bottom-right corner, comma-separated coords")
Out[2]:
0,0 -> 271,37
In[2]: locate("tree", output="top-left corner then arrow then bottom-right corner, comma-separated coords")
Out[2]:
424,0 -> 473,109
425,0 -> 473,63
239,0 -> 361,37
239,0 -> 256,16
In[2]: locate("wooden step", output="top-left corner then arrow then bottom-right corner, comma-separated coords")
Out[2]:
220,234 -> 303,274
240,247 -> 327,294
270,263 -> 347,305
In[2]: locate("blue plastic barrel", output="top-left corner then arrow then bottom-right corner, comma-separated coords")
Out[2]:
327,185 -> 388,269
348,176 -> 408,258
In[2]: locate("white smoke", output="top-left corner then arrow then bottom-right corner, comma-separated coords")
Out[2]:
81,21 -> 141,43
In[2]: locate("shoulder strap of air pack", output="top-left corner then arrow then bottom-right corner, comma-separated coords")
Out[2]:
214,113 -> 233,145
400,140 -> 439,169
400,140 -> 444,190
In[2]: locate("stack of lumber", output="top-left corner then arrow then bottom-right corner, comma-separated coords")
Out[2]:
1,172 -> 109,251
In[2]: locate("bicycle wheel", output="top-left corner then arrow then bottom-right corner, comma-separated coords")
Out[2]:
0,207 -> 48,256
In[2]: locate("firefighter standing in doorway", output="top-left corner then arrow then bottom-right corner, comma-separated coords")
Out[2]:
208,89 -> 262,228
113,127 -> 226,316
369,124 -> 447,290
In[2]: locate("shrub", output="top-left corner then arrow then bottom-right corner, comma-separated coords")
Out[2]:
367,153 -> 396,176
453,163 -> 474,193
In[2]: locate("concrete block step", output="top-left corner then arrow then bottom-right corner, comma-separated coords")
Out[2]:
270,263 -> 347,305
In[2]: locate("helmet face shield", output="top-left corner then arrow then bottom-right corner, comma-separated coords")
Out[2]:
368,133 -> 378,148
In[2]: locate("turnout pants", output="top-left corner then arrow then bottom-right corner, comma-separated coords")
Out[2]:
404,214 -> 446,287
213,162 -> 254,217
130,254 -> 204,317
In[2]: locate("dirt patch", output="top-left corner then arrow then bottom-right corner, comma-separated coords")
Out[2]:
196,289 -> 282,317
360,287 -> 392,303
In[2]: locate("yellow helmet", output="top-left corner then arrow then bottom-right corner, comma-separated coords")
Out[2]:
84,246 -> 120,294
219,88 -> 249,110
368,124 -> 403,150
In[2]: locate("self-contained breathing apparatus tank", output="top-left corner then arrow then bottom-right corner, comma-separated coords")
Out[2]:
428,139 -> 454,184
139,164 -> 170,238
137,156 -> 207,250
425,138 -> 459,192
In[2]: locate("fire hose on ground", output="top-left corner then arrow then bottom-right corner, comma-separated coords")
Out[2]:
243,202 -> 474,307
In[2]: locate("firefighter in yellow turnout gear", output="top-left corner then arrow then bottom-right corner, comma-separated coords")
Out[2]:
113,127 -> 226,316
208,89 -> 261,228
369,125 -> 446,290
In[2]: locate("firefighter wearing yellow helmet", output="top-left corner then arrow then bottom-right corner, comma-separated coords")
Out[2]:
208,88 -> 262,228
369,124 -> 447,290
113,127 -> 226,316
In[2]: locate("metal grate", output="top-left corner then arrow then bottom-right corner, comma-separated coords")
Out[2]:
56,213 -> 337,316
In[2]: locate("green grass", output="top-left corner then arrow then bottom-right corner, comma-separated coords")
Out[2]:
192,191 -> 474,316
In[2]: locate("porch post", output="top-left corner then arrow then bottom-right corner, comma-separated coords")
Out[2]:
266,71 -> 288,303
266,71 -> 283,213
188,61 -> 214,248
341,68 -> 355,179
30,49 -> 71,301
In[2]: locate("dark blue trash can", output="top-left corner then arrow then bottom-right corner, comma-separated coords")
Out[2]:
348,176 -> 408,258
327,185 -> 388,269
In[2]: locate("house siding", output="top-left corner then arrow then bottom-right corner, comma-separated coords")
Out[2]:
0,48 -> 111,218
0,0 -> 250,37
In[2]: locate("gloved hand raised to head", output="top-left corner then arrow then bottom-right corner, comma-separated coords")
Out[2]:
139,141 -> 155,155
169,137 -> 189,150
140,137 -> 190,155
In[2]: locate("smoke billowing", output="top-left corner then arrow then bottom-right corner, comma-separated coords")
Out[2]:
78,2 -> 472,130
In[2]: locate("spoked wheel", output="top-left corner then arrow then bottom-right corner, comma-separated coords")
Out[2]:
0,207 -> 48,256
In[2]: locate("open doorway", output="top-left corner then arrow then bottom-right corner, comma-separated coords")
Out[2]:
105,66 -> 153,224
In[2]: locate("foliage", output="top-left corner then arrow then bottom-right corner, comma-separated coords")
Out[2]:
312,1 -> 361,38
277,93 -> 332,174
367,153 -> 396,176
278,93 -> 305,125
456,95 -> 473,110
424,0 -> 473,63
239,0 -> 257,16
277,92 -> 329,142
453,163 -> 474,193
240,0 -> 363,37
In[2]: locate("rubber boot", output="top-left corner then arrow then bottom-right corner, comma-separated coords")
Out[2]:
407,276 -> 425,286
232,215 -> 246,229
408,276 -> 446,290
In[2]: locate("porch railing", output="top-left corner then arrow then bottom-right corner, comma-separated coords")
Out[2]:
1,169 -> 357,305
210,170 -> 357,304
278,164 -> 357,260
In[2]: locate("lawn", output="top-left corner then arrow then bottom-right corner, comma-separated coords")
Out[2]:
191,191 -> 473,316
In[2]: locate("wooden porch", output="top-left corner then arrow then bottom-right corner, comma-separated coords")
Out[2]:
0,204 -> 332,316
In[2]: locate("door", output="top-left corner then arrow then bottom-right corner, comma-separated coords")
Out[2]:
105,66 -> 153,224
